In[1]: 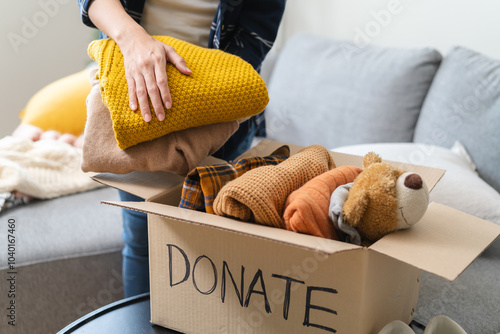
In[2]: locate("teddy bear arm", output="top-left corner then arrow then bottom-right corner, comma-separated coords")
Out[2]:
343,190 -> 368,227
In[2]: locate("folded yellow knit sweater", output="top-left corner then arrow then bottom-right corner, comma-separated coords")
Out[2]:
213,145 -> 335,228
88,36 -> 269,149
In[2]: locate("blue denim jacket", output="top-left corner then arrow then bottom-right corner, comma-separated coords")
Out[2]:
77,0 -> 285,158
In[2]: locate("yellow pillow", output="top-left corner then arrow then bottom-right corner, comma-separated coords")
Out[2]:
19,69 -> 91,136
87,36 -> 269,149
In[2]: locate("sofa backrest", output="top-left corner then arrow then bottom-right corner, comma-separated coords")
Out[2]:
265,33 -> 442,148
264,33 -> 500,194
413,46 -> 500,193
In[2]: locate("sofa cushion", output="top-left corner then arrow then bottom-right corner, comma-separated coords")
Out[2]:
18,69 -> 91,136
0,187 -> 123,269
413,46 -> 500,193
265,34 -> 442,148
0,187 -> 124,333
332,142 -> 500,226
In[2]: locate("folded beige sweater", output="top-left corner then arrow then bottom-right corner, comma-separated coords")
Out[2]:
81,67 -> 239,175
213,145 -> 335,228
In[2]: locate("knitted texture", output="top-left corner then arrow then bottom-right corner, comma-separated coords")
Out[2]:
179,145 -> 290,214
283,165 -> 363,240
0,136 -> 103,199
82,68 -> 239,175
213,145 -> 335,228
88,36 -> 269,149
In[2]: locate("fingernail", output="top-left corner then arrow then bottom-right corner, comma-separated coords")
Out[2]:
165,101 -> 172,109
157,113 -> 165,121
130,103 -> 137,110
186,66 -> 192,74
144,114 -> 151,122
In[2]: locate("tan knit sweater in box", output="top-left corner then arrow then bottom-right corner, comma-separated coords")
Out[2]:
213,145 -> 335,228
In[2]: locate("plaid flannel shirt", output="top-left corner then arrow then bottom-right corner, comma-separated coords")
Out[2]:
179,146 -> 290,213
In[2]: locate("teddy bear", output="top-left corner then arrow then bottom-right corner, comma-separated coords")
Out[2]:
329,152 -> 430,245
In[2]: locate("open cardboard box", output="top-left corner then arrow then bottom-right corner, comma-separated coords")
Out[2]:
95,140 -> 500,334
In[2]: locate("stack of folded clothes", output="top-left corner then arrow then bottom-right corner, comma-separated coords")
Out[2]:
179,144 -> 362,241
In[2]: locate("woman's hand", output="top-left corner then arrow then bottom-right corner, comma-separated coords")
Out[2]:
119,30 -> 192,122
88,0 -> 191,122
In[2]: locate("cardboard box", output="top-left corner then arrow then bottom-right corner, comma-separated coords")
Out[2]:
95,140 -> 500,334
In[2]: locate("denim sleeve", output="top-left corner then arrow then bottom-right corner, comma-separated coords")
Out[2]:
221,0 -> 286,71
78,0 -> 99,28
77,0 -> 143,29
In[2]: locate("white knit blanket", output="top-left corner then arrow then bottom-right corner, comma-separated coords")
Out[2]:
0,136 -> 103,199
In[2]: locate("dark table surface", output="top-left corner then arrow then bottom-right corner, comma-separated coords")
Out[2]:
57,293 -> 181,334
58,292 -> 425,333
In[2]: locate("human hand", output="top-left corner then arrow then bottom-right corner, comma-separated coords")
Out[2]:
120,33 -> 192,122
87,0 -> 192,122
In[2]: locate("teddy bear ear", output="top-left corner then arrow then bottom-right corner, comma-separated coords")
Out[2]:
363,152 -> 382,168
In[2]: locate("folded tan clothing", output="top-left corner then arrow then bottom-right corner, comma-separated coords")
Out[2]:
213,145 -> 335,228
81,68 -> 239,175
283,165 -> 363,239
88,36 -> 269,149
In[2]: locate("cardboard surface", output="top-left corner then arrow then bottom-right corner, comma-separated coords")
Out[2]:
103,200 -> 360,254
95,139 -> 445,200
359,251 -> 421,333
242,140 -> 444,191
97,139 -> 499,334
371,203 -> 500,281
147,214 -> 420,334
92,155 -> 225,200
329,151 -> 445,192
93,170 -> 184,200
104,199 -> 499,284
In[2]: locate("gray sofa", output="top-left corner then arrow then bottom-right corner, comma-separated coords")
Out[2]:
0,187 -> 124,334
1,33 -> 499,334
262,34 -> 500,334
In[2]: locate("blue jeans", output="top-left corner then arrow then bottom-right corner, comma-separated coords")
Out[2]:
119,119 -> 257,297
119,190 -> 150,297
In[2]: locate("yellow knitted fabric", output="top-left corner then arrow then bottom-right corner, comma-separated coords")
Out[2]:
87,36 -> 269,149
213,145 -> 335,228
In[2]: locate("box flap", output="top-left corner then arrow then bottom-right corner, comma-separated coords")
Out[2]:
92,155 -> 225,200
245,140 -> 444,191
93,139 -> 444,200
237,139 -> 304,160
102,200 -> 361,255
93,171 -> 184,200
329,152 -> 445,192
370,202 -> 500,281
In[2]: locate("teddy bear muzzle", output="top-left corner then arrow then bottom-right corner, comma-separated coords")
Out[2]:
396,172 -> 430,229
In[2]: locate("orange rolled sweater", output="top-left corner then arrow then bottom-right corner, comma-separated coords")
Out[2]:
213,145 -> 335,228
283,165 -> 362,239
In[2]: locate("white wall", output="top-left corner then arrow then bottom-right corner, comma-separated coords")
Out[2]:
1,0 -> 95,137
275,0 -> 500,60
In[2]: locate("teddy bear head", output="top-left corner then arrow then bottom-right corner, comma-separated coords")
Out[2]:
343,152 -> 429,245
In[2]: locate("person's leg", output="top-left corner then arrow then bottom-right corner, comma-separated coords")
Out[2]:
118,190 -> 150,297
